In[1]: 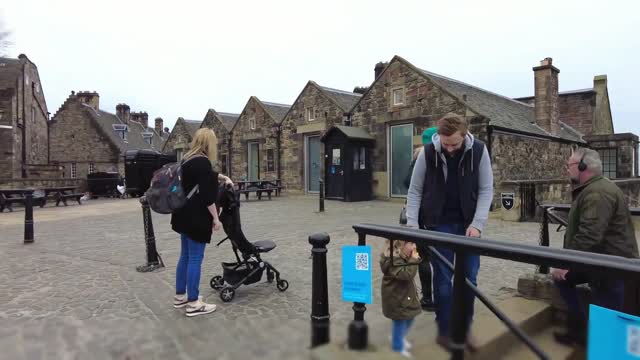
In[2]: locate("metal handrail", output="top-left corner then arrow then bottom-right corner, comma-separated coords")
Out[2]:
350,223 -> 640,360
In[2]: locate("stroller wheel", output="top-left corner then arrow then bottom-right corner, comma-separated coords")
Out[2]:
220,288 -> 235,302
210,275 -> 224,289
276,279 -> 289,292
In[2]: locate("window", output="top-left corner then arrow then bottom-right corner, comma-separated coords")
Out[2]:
71,163 -> 77,179
392,88 -> 405,106
89,163 -> 95,174
176,149 -> 183,161
142,131 -> 153,145
249,117 -> 256,130
598,148 -> 617,179
306,107 -> 316,121
221,154 -> 228,174
266,149 -> 275,172
113,124 -> 128,141
353,147 -> 366,170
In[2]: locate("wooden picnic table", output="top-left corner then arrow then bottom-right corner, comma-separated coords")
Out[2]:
234,179 -> 283,200
0,189 -> 36,213
41,186 -> 83,207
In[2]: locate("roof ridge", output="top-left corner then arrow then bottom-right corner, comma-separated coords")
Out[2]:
420,68 -> 534,108
261,101 -> 291,108
217,112 -> 240,117
319,85 -> 362,97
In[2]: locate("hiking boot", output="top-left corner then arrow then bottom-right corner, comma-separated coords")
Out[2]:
185,296 -> 217,317
173,294 -> 188,309
420,297 -> 436,312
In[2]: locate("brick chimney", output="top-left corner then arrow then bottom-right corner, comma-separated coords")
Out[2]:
374,61 -> 388,80
130,111 -> 149,128
592,75 -> 613,135
76,91 -> 99,110
155,117 -> 164,135
116,103 -> 130,123
533,58 -> 560,136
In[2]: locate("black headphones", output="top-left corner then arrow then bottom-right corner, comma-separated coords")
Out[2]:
578,152 -> 587,172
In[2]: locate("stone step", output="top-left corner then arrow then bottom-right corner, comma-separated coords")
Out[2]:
499,326 -> 580,360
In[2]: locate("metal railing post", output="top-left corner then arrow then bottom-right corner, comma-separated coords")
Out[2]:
136,196 -> 164,272
319,179 -> 325,212
539,207 -> 550,274
310,232 -> 330,348
449,251 -> 471,359
24,191 -> 34,244
348,232 -> 368,350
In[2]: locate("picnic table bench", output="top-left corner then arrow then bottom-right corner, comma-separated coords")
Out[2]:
235,180 -> 283,200
43,186 -> 83,207
0,189 -> 45,212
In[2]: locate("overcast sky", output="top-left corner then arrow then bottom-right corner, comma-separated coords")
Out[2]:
2,0 -> 638,134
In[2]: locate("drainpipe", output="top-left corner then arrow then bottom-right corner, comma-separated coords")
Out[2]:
276,125 -> 282,181
21,61 -> 27,178
227,133 -> 233,178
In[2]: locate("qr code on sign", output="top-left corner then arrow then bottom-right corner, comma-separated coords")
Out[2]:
628,325 -> 640,356
355,253 -> 369,271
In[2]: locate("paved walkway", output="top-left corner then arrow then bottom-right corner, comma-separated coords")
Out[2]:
0,196 -> 625,359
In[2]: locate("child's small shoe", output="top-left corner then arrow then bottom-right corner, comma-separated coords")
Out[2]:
403,338 -> 412,351
400,349 -> 413,358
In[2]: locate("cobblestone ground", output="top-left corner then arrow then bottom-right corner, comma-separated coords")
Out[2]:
1,196 -> 635,359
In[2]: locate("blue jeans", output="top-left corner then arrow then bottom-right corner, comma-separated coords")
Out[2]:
431,224 -> 480,337
391,318 -> 415,352
176,234 -> 207,302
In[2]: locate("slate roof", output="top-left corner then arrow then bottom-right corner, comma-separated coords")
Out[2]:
317,85 -> 362,112
513,88 -> 595,101
183,119 -> 202,137
322,125 -> 375,142
217,112 -> 240,132
260,101 -> 291,123
84,105 -> 166,154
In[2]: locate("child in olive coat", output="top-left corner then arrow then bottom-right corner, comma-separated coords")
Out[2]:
380,239 -> 422,357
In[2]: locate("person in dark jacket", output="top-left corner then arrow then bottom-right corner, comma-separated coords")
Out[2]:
406,114 -> 494,351
402,127 -> 437,312
380,239 -> 422,357
552,148 -> 638,345
171,128 -> 233,317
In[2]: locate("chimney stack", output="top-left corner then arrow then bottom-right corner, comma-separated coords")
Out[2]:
130,111 -> 149,128
374,61 -> 388,80
76,91 -> 99,110
116,103 -> 131,124
155,117 -> 164,135
592,75 -> 612,135
533,57 -> 560,136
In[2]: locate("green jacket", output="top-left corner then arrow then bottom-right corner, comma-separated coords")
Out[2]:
380,253 -> 421,320
564,176 -> 639,258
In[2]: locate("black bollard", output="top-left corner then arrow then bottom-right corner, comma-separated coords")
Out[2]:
24,191 -> 34,244
449,251 -> 471,360
136,196 -> 164,272
319,180 -> 325,213
348,232 -> 368,350
538,208 -> 550,274
309,232 -> 330,348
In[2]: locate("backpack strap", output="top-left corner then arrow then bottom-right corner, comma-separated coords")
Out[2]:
181,154 -> 208,199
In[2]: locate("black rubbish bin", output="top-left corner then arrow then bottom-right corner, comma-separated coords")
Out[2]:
87,172 -> 120,198
125,150 -> 176,197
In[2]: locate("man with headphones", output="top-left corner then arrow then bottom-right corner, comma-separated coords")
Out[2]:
552,148 -> 638,347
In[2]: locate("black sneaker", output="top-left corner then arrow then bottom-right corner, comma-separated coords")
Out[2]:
420,297 -> 436,312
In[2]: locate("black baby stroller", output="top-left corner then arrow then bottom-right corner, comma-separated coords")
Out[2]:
209,184 -> 288,302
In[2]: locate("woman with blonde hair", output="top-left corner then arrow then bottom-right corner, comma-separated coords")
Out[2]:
171,128 -> 232,317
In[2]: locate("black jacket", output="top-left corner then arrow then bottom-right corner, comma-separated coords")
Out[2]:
171,156 -> 219,243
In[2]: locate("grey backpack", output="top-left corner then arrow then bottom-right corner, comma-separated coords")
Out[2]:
145,155 -> 204,214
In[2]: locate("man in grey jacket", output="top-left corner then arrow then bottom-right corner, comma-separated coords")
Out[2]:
406,113 -> 494,350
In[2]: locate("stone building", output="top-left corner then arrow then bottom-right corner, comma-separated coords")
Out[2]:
49,91 -> 169,179
349,56 -> 633,217
0,54 -> 53,179
280,81 -> 361,194
162,117 -> 203,161
200,109 -> 239,175
230,97 -> 290,181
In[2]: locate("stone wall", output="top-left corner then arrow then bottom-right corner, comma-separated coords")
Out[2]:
613,178 -> 640,207
0,178 -> 86,191
0,57 -> 50,179
516,92 -> 597,136
230,98 -> 279,181
201,111 -> 231,175
584,133 -> 639,178
162,119 -> 192,160
351,58 -> 474,197
49,98 -> 121,180
280,84 -> 345,193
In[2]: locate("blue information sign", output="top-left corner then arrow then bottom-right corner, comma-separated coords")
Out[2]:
341,245 -> 372,304
588,304 -> 640,359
